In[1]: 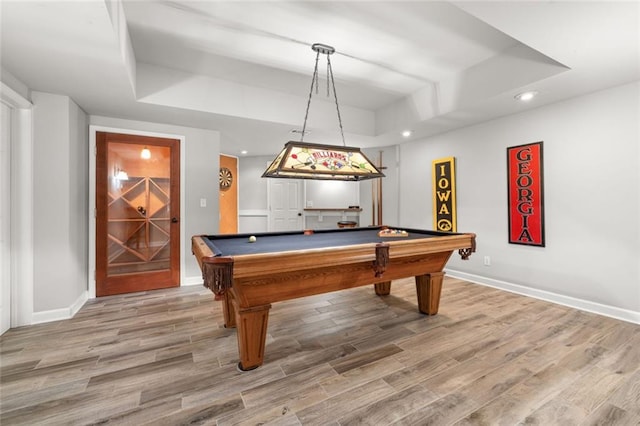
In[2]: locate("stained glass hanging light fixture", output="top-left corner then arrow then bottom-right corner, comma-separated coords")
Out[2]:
262,43 -> 384,181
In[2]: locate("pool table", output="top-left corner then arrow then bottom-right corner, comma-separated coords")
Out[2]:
192,226 -> 475,370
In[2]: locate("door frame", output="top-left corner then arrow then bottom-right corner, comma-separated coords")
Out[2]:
89,125 -> 186,299
1,103 -> 12,334
2,82 -> 34,328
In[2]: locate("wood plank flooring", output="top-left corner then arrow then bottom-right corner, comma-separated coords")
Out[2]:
1,277 -> 639,425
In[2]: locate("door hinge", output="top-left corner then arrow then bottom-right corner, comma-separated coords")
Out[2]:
94,208 -> 97,218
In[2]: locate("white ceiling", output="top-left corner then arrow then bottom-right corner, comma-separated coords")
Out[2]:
2,1 -> 638,156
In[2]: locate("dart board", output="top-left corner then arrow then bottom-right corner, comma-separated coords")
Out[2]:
219,167 -> 233,190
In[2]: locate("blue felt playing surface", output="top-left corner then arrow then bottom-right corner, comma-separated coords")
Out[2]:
202,227 -> 443,257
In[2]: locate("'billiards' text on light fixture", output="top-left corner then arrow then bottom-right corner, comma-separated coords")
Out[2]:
262,43 -> 384,181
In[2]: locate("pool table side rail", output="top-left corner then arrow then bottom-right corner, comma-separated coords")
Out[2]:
192,232 -> 475,281
198,226 -> 465,242
231,233 -> 474,278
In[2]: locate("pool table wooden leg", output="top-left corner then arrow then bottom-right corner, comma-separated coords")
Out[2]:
415,272 -> 445,315
234,303 -> 272,371
374,281 -> 391,295
222,292 -> 236,328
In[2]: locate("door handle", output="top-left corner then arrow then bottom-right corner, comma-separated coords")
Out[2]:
171,217 -> 179,223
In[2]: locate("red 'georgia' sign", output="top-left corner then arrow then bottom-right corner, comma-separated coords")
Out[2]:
507,141 -> 545,246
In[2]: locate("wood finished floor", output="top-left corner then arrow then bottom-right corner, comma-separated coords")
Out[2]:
1,277 -> 639,425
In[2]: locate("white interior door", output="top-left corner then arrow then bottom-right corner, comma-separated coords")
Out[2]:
1,103 -> 12,334
269,179 -> 302,232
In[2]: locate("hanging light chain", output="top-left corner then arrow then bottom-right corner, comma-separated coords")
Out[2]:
300,43 -> 346,146
315,56 -> 320,95
326,59 -> 330,97
327,55 -> 346,147
301,49 -> 321,142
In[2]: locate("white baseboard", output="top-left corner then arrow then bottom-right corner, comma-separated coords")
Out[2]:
31,290 -> 89,325
183,276 -> 204,286
25,273 -> 639,326
239,209 -> 269,217
0,307 -> 9,335
446,269 -> 640,325
31,279 -> 206,325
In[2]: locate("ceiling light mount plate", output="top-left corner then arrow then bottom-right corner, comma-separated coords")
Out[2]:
311,43 -> 335,55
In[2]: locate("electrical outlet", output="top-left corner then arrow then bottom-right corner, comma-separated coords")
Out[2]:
483,256 -> 491,266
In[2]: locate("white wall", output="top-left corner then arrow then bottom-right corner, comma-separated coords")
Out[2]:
305,180 -> 359,209
399,81 -> 640,321
304,180 -> 360,229
90,116 -> 220,282
237,155 -> 271,233
361,145 -> 400,227
32,92 -> 89,315
69,95 -> 90,306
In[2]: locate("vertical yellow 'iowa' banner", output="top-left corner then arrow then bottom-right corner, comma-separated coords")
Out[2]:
432,157 -> 457,232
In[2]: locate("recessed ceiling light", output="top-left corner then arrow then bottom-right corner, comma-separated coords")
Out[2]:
240,150 -> 248,155
514,91 -> 538,102
401,130 -> 412,138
